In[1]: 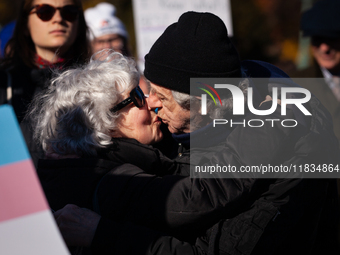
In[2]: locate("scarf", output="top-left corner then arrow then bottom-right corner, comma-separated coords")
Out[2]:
35,54 -> 65,69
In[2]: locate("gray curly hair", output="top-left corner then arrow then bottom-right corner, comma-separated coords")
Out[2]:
28,49 -> 140,156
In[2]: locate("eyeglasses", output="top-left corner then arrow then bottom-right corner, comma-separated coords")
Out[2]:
93,37 -> 124,51
29,4 -> 80,22
110,86 -> 147,113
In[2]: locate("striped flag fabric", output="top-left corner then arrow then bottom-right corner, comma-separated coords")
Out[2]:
0,105 -> 69,255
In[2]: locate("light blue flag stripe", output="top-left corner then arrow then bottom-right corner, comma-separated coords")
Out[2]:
0,105 -> 31,166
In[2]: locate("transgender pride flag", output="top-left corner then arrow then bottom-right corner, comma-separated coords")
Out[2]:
0,105 -> 69,255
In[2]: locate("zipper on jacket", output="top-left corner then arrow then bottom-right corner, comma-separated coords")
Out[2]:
177,143 -> 183,157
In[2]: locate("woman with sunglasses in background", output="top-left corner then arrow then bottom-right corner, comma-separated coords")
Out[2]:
0,0 -> 91,167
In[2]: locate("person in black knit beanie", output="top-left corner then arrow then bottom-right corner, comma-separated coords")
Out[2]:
144,11 -> 241,94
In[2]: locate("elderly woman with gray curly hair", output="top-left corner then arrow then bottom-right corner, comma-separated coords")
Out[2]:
27,50 -> 179,212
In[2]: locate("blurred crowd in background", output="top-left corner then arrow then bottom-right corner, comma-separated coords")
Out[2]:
0,0 -> 314,75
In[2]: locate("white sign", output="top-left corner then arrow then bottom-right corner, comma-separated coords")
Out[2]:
132,0 -> 233,71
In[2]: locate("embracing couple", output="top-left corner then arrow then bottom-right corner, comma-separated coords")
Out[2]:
29,11 -> 339,255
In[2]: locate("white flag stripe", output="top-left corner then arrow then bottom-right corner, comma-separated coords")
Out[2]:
0,210 -> 70,255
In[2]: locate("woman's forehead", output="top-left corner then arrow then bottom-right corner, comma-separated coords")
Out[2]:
32,0 -> 75,6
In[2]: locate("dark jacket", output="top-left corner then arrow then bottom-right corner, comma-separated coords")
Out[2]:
92,61 -> 340,255
37,138 -> 184,211
37,158 -> 119,211
0,63 -> 51,123
37,139 -> 200,255
0,62 -> 54,168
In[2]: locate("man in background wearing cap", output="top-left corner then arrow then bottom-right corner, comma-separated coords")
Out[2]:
292,0 -> 340,142
55,11 -> 339,255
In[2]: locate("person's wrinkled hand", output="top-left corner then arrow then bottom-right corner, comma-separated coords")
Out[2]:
54,204 -> 101,247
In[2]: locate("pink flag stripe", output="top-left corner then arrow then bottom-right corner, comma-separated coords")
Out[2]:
0,160 -> 49,222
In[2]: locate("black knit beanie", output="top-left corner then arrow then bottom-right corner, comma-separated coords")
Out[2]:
144,11 -> 241,94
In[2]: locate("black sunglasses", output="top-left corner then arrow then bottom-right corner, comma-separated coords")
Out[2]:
110,86 -> 146,113
29,4 -> 80,22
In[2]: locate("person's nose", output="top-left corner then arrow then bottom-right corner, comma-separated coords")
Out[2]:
51,9 -> 63,23
147,93 -> 162,109
110,40 -> 123,52
318,43 -> 331,53
102,40 -> 111,49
